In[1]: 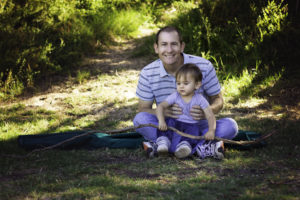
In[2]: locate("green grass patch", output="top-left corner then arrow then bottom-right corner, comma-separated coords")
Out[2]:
1,66 -> 299,199
1,1 -> 299,197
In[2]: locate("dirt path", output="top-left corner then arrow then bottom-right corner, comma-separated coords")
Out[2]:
1,36 -> 154,113
1,31 -> 299,122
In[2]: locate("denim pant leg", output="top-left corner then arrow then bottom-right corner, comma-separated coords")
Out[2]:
192,117 -> 238,154
133,112 -> 158,142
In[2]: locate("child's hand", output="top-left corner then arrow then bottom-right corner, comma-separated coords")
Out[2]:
204,131 -> 215,140
158,121 -> 168,131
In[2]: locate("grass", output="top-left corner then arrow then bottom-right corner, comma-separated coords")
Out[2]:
1,37 -> 300,200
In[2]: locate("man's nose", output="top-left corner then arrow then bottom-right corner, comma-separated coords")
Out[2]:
166,44 -> 172,52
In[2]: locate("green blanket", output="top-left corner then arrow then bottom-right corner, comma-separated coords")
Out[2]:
18,130 -> 266,150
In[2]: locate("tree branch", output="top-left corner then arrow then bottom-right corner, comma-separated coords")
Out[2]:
27,123 -> 275,155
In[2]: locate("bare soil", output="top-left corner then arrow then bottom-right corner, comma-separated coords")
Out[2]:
0,37 -> 154,113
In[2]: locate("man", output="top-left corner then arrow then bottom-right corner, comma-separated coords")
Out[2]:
133,26 -> 238,158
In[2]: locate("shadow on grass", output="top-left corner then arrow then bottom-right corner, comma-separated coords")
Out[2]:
1,100 -> 300,199
1,141 -> 299,200
0,102 -> 139,153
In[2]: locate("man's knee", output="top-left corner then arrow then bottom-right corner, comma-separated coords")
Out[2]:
133,112 -> 143,126
225,118 -> 238,138
217,118 -> 238,139
133,112 -> 157,126
133,112 -> 158,142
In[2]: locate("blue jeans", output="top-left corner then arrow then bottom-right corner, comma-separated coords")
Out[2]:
133,112 -> 238,152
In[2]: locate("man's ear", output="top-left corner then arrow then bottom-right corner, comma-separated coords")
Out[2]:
154,43 -> 158,54
181,42 -> 185,53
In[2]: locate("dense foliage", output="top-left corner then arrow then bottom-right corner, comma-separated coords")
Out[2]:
171,0 -> 299,80
0,0 -> 299,99
0,0 -> 151,99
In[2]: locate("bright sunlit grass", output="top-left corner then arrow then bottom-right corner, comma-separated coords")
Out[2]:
0,1 -> 299,199
222,68 -> 282,103
222,69 -> 254,99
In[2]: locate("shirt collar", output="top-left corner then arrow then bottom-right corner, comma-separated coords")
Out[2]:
158,60 -> 168,77
159,53 -> 187,78
182,53 -> 189,64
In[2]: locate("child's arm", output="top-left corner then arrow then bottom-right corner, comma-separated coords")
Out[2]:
202,107 -> 216,140
156,101 -> 170,131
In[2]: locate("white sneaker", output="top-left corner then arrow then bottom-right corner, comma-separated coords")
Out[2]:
156,136 -> 171,155
157,144 -> 169,153
175,141 -> 192,159
196,141 -> 225,160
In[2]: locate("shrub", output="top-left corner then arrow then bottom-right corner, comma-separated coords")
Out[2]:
0,0 -> 153,99
170,0 -> 292,80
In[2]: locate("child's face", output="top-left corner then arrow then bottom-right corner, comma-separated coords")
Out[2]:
176,73 -> 201,97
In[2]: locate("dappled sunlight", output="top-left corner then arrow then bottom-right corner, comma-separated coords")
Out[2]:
86,57 -> 132,68
222,68 -> 282,102
220,67 -> 295,122
223,153 -> 259,168
222,69 -> 254,99
0,105 -> 60,141
1,1 -> 299,199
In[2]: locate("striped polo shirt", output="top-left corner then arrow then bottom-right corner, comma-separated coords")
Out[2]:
136,53 -> 221,105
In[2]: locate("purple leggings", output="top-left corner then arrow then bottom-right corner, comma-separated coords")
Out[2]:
133,112 -> 238,152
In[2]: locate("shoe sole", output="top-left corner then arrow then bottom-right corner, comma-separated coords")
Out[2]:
143,142 -> 155,158
157,146 -> 169,156
215,141 -> 225,160
175,147 -> 191,159
143,142 -> 151,151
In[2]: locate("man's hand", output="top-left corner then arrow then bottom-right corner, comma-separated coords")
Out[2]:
190,105 -> 205,120
164,104 -> 182,118
190,93 -> 224,120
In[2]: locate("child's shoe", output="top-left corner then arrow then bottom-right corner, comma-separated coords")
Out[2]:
196,141 -> 225,160
174,141 -> 192,159
214,141 -> 225,159
142,141 -> 157,158
156,136 -> 171,155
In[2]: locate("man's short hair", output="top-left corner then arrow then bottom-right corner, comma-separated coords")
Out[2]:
155,26 -> 183,44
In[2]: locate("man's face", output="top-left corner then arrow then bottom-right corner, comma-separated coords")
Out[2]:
154,31 -> 185,68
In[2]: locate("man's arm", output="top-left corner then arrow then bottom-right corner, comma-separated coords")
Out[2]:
137,99 -> 182,118
208,92 -> 224,114
190,92 -> 224,120
137,99 -> 156,115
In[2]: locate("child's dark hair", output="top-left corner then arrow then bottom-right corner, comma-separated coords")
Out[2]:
176,63 -> 202,82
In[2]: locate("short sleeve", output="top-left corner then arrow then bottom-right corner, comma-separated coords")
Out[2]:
195,93 -> 209,109
202,63 -> 221,96
136,69 -> 154,101
164,92 -> 177,105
